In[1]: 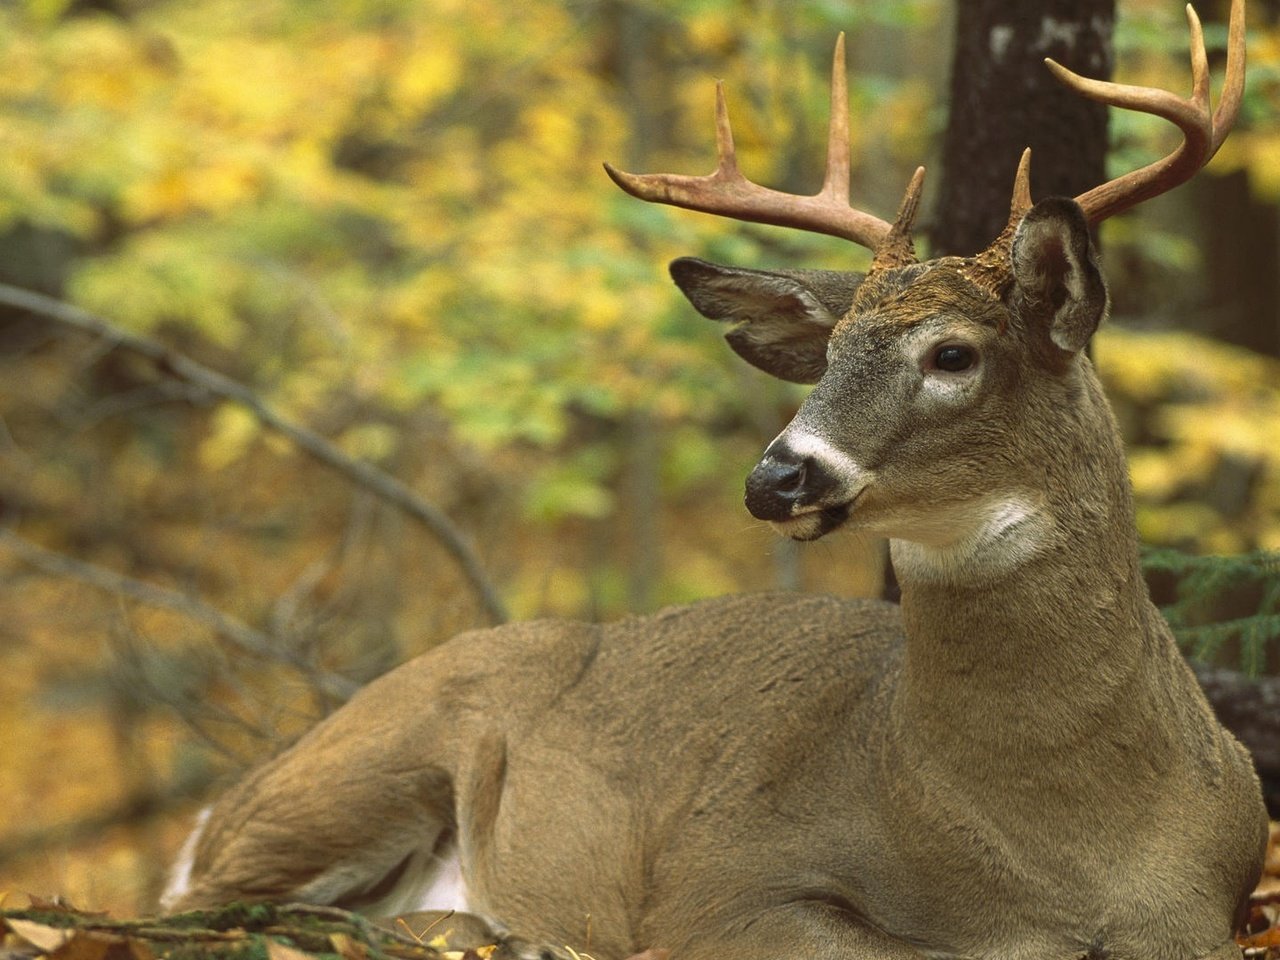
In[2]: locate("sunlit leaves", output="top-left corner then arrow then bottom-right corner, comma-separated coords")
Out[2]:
0,0 -> 948,511
1097,328 -> 1280,552
2,0 -> 1277,552
201,404 -> 261,471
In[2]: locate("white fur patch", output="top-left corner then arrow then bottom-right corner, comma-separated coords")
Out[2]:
768,510 -> 829,541
415,848 -> 470,912
890,495 -> 1053,585
770,428 -> 870,493
290,846 -> 471,919
160,806 -> 211,911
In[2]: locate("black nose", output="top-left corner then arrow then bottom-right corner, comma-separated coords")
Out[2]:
744,445 -> 837,521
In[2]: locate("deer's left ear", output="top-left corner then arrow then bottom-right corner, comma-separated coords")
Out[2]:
1010,197 -> 1109,355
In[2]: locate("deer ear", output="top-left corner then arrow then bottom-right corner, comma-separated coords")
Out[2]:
669,257 -> 863,384
1010,198 -> 1109,355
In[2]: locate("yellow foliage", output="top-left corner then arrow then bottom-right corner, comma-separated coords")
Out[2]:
339,422 -> 399,462
199,402 -> 262,471
389,43 -> 460,116
1096,328 -> 1280,550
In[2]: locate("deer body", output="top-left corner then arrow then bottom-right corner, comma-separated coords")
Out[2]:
167,548 -> 1264,959
165,6 -> 1266,958
165,268 -> 1265,957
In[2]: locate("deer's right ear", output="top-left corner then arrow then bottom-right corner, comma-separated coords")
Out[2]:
669,257 -> 862,384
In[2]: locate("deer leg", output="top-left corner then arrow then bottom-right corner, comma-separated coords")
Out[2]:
161,658 -> 469,915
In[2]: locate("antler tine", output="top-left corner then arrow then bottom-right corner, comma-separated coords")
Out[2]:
870,166 -> 926,271
603,34 -> 893,249
961,150 -> 1035,297
821,33 -> 851,204
1010,147 -> 1033,218
1212,0 -> 1247,153
1047,0 -> 1245,225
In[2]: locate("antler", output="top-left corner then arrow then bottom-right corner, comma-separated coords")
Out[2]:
603,34 -> 895,249
1048,0 -> 1245,224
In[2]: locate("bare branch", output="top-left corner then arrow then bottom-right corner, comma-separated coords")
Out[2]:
105,615 -> 274,763
0,282 -> 507,624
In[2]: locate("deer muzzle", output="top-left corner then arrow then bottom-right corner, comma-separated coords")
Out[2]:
744,441 -> 851,540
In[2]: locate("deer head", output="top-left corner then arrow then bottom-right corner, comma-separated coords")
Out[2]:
605,2 -> 1244,557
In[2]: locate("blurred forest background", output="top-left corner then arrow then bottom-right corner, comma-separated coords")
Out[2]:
1,0 -> 1279,915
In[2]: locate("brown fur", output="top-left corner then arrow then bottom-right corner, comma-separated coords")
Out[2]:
164,201 -> 1266,960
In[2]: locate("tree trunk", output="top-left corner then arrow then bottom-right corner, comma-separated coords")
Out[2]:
1198,169 -> 1280,358
932,0 -> 1114,257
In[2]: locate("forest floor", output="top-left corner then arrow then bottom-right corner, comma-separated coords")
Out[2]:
2,822 -> 1279,960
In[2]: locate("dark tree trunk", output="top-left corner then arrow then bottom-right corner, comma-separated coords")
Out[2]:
1198,170 -> 1280,358
932,0 -> 1114,256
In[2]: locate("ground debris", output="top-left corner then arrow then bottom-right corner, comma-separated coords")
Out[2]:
1,901 -> 451,960
1238,821 -> 1280,959
4,827 -> 1280,960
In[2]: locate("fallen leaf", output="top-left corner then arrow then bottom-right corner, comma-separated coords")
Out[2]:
51,931 -> 154,960
24,897 -> 87,914
47,931 -> 110,960
121,939 -> 155,960
7,919 -> 74,952
329,933 -> 366,960
1238,926 -> 1280,949
1254,876 -> 1280,901
267,942 -> 320,960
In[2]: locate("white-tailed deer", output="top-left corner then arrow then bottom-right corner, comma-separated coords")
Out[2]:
163,5 -> 1267,959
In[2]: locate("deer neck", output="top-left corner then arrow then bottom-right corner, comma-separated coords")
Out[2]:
885,365 -> 1171,757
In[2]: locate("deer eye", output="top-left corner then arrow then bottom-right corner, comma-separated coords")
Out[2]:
933,344 -> 977,372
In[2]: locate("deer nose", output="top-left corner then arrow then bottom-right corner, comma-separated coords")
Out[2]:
745,447 -> 836,521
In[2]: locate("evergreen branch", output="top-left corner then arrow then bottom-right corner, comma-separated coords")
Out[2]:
1141,546 -> 1280,579
1142,546 -> 1280,673
0,282 -> 508,625
1177,613 -> 1280,646
1175,614 -> 1280,675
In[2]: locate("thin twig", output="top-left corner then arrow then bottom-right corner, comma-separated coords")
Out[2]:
282,904 -> 426,949
0,282 -> 507,625
0,527 -> 358,701
105,612 -> 271,763
123,928 -> 248,942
